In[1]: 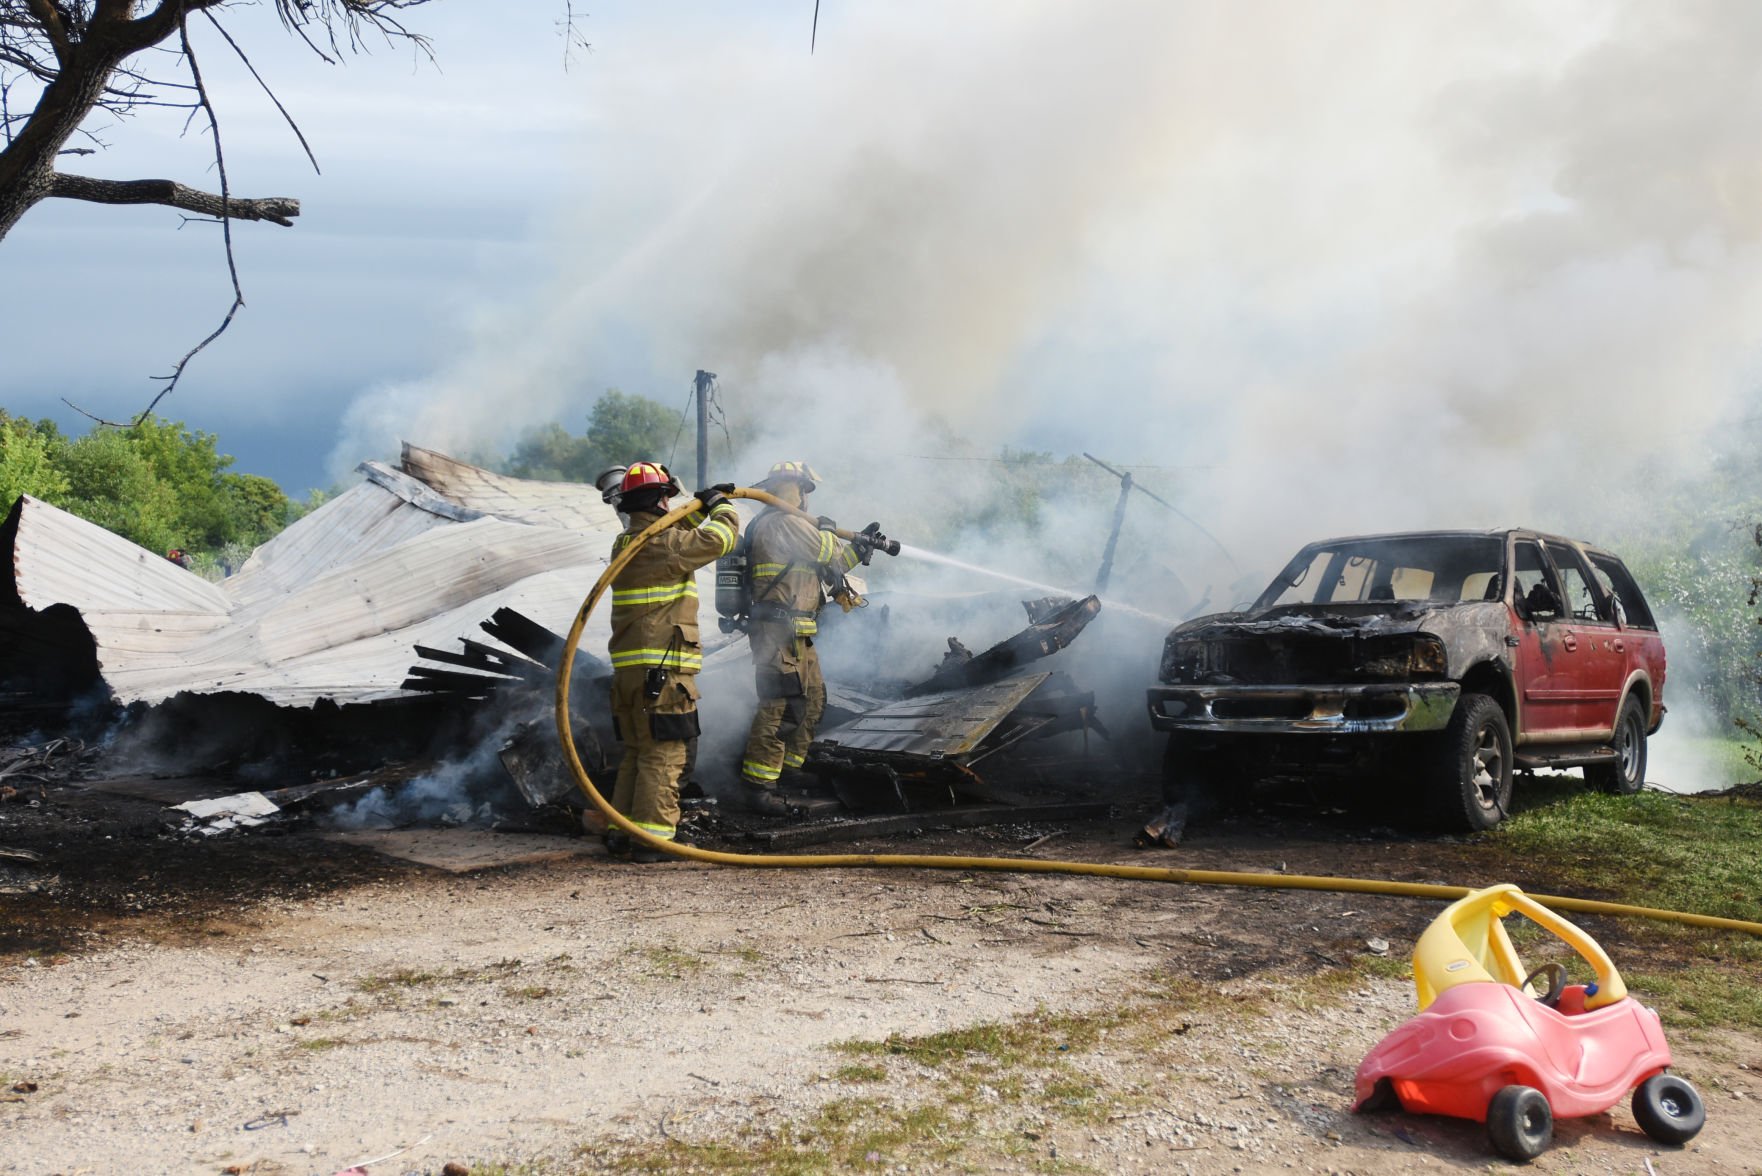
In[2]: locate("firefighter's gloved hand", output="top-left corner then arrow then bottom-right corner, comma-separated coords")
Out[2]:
852,521 -> 898,565
695,486 -> 731,512
710,482 -> 736,494
816,515 -> 839,531
851,523 -> 877,565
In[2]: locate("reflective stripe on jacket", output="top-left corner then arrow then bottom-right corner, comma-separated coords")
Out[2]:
747,508 -> 860,636
608,503 -> 740,671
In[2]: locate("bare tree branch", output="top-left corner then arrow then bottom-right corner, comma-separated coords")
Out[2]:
45,171 -> 298,223
22,0 -> 71,65
60,397 -> 127,427
202,10 -> 318,174
135,15 -> 244,422
559,0 -> 589,72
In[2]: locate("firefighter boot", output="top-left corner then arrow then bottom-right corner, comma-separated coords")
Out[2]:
739,787 -> 792,817
631,836 -> 692,864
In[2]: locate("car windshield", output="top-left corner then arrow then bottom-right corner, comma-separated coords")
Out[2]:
1258,535 -> 1506,610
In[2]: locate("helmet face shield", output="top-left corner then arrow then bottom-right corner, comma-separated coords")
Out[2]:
595,466 -> 629,506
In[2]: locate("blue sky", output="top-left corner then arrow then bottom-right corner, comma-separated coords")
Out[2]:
4,0 -> 1761,548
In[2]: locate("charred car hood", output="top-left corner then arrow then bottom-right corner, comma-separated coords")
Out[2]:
1162,601 -> 1509,684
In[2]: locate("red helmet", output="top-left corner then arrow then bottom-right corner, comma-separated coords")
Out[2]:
619,461 -> 680,496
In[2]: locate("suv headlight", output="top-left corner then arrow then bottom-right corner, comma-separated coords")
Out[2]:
1357,634 -> 1448,679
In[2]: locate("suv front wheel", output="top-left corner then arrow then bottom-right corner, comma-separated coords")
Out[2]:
1429,693 -> 1514,832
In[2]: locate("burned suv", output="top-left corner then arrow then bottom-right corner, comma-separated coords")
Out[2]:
1146,530 -> 1665,831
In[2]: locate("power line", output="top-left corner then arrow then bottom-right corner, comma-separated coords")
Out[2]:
665,382 -> 694,471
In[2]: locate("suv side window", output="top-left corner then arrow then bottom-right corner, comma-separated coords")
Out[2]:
1543,541 -> 1610,623
1588,553 -> 1658,629
1512,541 -> 1562,620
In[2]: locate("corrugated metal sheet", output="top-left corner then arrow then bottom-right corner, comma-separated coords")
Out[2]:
5,444 -> 646,708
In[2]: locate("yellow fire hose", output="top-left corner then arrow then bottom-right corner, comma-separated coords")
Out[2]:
555,489 -> 1762,939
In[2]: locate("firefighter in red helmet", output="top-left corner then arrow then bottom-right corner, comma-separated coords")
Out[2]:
604,461 -> 739,861
736,460 -> 865,814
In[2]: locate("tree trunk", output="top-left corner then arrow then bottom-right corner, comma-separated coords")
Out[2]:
0,41 -> 129,241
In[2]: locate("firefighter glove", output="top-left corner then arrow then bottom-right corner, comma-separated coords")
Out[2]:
860,521 -> 900,558
695,486 -> 731,512
816,515 -> 839,531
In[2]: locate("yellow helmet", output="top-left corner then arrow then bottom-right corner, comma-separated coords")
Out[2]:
761,460 -> 820,492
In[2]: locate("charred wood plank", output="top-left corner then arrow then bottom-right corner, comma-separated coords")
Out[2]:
461,638 -> 550,679
483,607 -> 567,667
412,644 -> 518,675
482,607 -> 611,679
400,667 -> 503,697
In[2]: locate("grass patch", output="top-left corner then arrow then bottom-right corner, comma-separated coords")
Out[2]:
1625,968 -> 1762,1032
834,1006 -> 1123,1069
1494,781 -> 1762,923
1356,953 -> 1414,982
597,1096 -> 966,1174
296,1036 -> 349,1051
1466,783 -> 1762,1030
599,1002 -> 1135,1172
631,946 -> 706,979
832,1064 -> 886,1084
354,967 -> 444,994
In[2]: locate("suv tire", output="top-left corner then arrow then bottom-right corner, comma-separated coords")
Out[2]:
1430,692 -> 1513,832
1585,695 -> 1647,795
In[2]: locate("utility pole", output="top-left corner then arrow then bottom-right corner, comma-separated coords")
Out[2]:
694,369 -> 715,488
1095,469 -> 1133,594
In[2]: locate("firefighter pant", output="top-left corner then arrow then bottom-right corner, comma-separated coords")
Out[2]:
740,620 -> 825,789
609,667 -> 701,839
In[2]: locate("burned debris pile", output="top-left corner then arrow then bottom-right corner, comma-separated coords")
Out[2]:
4,447 -> 1141,852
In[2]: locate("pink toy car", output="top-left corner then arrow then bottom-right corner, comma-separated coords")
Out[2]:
1354,884 -> 1705,1161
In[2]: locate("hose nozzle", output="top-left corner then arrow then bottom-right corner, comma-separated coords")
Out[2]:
853,522 -> 900,564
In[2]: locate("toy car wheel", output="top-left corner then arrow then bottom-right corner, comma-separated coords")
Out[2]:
1430,693 -> 1514,832
1633,1073 -> 1705,1145
1487,1085 -> 1553,1162
1586,695 -> 1647,795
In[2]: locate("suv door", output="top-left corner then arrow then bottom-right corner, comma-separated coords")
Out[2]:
1587,551 -> 1668,728
1510,539 -> 1576,737
1540,540 -> 1626,736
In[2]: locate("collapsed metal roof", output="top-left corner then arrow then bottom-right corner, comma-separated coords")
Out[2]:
1,444 -> 632,708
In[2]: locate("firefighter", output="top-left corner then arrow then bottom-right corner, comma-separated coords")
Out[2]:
737,460 -> 866,813
606,461 -> 739,862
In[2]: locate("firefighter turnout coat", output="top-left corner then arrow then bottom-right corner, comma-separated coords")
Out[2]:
739,508 -> 860,789
607,501 -> 740,839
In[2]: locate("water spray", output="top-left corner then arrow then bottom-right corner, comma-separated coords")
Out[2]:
895,542 -> 1180,627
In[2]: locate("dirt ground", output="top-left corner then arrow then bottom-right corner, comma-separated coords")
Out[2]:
2,764 -> 1759,1176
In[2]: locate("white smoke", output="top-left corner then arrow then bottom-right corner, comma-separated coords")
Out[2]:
331,2 -> 1762,559
323,1 -> 1762,779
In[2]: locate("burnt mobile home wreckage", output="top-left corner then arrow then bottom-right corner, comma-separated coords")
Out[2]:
2,446 -> 1118,842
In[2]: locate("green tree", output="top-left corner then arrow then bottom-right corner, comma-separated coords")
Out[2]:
503,391 -> 680,483
220,473 -> 292,547
581,390 -> 680,476
506,422 -> 592,482
54,428 -> 181,553
10,412 -> 293,558
0,411 -> 69,505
